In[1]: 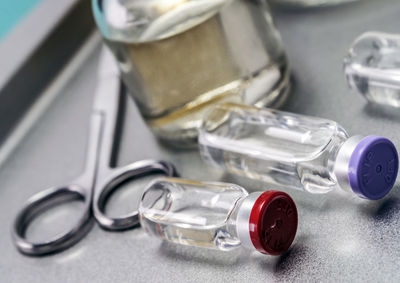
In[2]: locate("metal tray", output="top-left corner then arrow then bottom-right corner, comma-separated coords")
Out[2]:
1,0 -> 400,281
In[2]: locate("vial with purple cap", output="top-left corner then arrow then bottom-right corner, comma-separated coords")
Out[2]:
199,103 -> 399,200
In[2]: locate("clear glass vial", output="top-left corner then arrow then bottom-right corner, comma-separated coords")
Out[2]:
199,103 -> 399,200
92,0 -> 290,145
344,32 -> 400,107
139,177 -> 298,255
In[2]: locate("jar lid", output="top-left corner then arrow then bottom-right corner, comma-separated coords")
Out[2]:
249,191 -> 298,255
92,0 -> 229,43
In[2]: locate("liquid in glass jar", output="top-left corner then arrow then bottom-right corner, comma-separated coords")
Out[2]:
93,0 -> 290,145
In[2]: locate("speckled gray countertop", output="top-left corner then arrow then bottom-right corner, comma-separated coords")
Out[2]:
1,0 -> 400,281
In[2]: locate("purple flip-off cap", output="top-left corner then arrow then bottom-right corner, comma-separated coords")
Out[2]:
348,135 -> 398,200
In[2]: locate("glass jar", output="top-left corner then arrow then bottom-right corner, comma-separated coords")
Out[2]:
92,0 -> 290,146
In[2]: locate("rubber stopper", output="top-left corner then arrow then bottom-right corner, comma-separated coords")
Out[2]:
249,191 -> 298,255
349,135 -> 398,200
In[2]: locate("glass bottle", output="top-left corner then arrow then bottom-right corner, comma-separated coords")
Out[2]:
344,32 -> 400,107
139,177 -> 298,255
199,103 -> 399,200
92,0 -> 290,146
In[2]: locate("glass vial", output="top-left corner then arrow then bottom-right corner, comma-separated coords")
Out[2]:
344,32 -> 400,107
92,0 -> 290,146
199,103 -> 399,200
139,177 -> 298,255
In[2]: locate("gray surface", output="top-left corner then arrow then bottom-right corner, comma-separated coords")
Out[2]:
2,0 -> 400,281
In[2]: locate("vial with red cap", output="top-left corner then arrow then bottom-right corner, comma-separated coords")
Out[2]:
138,177 -> 298,255
199,103 -> 399,200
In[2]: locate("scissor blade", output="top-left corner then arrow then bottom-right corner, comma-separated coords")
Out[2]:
98,46 -> 120,78
93,46 -> 121,112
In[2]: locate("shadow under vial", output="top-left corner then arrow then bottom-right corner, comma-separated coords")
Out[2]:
274,245 -> 308,274
157,231 -> 310,273
157,241 -> 249,268
362,103 -> 400,122
359,195 -> 400,222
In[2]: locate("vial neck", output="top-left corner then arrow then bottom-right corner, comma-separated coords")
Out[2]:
234,192 -> 262,251
333,135 -> 364,194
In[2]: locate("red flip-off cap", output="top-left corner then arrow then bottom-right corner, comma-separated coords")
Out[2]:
249,191 -> 298,255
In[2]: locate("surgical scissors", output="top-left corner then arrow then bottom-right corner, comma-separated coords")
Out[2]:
12,47 -> 178,256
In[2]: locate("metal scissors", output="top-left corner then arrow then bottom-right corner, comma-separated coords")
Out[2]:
12,47 -> 178,256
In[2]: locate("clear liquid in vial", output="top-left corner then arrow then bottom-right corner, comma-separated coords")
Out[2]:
139,177 -> 299,254
139,178 -> 247,250
199,103 -> 348,194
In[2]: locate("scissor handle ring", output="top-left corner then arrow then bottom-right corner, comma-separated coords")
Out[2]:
12,185 -> 93,256
93,160 -> 178,231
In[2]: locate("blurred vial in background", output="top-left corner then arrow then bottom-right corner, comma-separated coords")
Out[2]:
268,0 -> 359,7
344,32 -> 400,107
199,103 -> 398,200
92,0 -> 290,146
139,177 -> 298,255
